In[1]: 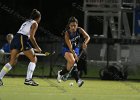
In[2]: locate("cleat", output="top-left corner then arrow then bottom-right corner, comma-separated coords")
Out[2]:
24,79 -> 39,86
57,70 -> 62,83
77,79 -> 84,87
0,79 -> 3,86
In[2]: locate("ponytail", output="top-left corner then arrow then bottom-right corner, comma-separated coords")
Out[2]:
29,9 -> 41,20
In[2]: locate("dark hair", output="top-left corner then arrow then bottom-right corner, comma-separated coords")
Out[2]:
64,16 -> 78,31
68,16 -> 78,25
30,9 -> 41,20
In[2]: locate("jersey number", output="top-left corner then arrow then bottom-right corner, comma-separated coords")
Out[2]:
19,23 -> 26,31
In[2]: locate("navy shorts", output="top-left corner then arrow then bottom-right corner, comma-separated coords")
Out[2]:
62,47 -> 80,56
10,33 -> 32,51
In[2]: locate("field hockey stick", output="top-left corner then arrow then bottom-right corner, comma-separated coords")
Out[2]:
4,50 -> 55,57
62,48 -> 86,81
41,51 -> 56,56
34,48 -> 55,56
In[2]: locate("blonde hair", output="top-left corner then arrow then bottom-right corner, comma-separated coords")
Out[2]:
6,33 -> 13,41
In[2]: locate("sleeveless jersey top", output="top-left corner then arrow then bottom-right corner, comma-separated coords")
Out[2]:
63,28 -> 81,49
17,19 -> 36,37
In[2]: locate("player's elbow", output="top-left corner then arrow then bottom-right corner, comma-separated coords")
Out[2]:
87,34 -> 90,39
85,35 -> 90,42
88,35 -> 90,41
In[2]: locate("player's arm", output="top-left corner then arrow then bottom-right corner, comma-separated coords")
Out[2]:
65,32 -> 76,56
30,22 -> 41,52
79,27 -> 90,48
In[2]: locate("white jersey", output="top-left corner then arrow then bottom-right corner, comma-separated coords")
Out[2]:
17,19 -> 36,37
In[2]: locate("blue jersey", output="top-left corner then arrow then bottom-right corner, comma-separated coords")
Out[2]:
62,28 -> 81,56
2,43 -> 10,53
63,28 -> 81,49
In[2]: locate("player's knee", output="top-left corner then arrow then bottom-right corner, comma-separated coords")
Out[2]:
69,59 -> 75,65
35,56 -> 37,63
67,66 -> 72,71
30,56 -> 37,63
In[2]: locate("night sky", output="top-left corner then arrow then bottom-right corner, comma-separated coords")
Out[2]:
0,0 -> 84,38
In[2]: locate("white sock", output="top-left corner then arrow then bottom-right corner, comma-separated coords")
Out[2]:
26,62 -> 36,80
0,63 -> 12,79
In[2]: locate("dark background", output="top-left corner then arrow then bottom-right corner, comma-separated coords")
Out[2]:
0,0 -> 140,80
0,0 -> 84,39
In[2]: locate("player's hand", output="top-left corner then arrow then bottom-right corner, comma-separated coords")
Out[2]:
34,47 -> 42,53
71,50 -> 79,61
73,52 -> 78,61
74,54 -> 79,61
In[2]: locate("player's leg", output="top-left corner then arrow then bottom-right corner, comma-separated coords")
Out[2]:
0,49 -> 5,64
70,48 -> 84,87
57,52 -> 75,82
64,52 -> 84,87
57,47 -> 71,82
71,62 -> 84,87
23,48 -> 38,86
0,49 -> 19,86
57,52 -> 75,83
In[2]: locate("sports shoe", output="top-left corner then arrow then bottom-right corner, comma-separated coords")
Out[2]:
57,70 -> 62,83
0,79 -> 3,86
24,79 -> 39,86
77,79 -> 84,87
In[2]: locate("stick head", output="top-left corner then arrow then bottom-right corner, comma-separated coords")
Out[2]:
44,52 -> 50,56
61,75 -> 68,81
52,51 -> 55,55
44,51 -> 55,56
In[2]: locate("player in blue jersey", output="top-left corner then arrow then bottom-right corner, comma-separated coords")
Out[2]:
0,34 -> 14,64
0,9 -> 42,86
1,33 -> 14,53
57,17 -> 90,87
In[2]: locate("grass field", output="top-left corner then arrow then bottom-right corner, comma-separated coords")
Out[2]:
0,77 -> 140,100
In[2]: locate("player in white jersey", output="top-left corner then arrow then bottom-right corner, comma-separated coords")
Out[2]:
0,9 -> 42,86
17,19 -> 36,37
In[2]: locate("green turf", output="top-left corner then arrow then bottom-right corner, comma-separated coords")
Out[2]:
0,77 -> 140,100
1,61 -> 140,79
